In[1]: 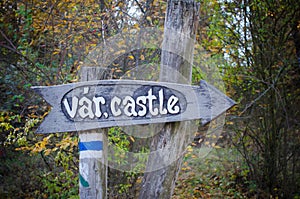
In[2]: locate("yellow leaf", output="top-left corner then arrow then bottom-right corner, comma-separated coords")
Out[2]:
53,50 -> 60,55
128,55 -> 134,60
133,23 -> 140,30
44,149 -> 51,156
129,136 -> 135,142
146,16 -> 152,23
140,54 -> 145,60
15,146 -> 32,151
187,146 -> 193,152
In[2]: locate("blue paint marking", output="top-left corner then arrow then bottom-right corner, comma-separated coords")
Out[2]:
79,141 -> 103,151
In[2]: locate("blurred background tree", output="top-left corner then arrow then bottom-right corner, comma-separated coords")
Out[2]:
206,0 -> 300,197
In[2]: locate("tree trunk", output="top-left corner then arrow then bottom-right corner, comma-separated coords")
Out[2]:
139,1 -> 199,198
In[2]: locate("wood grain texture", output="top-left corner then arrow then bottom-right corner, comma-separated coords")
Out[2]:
32,80 -> 235,134
78,67 -> 107,199
139,0 -> 200,198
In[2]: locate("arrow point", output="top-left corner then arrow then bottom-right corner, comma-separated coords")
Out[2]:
199,80 -> 236,125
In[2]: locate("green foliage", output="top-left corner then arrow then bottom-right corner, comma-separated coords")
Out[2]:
0,151 -> 45,198
1,109 -> 79,198
107,127 -> 148,198
41,166 -> 79,199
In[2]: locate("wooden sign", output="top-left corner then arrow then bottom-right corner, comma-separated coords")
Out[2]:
32,80 -> 236,134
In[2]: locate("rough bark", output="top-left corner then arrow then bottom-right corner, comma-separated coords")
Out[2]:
139,1 -> 199,198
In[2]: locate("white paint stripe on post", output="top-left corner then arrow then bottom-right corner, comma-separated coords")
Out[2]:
80,151 -> 103,159
80,132 -> 103,142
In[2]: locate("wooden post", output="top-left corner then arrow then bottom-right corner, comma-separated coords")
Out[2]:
79,67 -> 107,199
139,0 -> 200,198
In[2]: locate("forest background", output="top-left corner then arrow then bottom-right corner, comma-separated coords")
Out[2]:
0,0 -> 299,198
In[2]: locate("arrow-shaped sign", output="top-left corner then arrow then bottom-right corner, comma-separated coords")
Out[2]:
32,80 -> 236,134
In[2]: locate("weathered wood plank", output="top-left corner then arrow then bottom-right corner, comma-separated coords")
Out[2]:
79,67 -> 107,199
139,0 -> 200,198
32,80 -> 235,134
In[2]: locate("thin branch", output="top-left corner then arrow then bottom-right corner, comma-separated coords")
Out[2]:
239,63 -> 286,116
0,43 -> 53,84
239,85 -> 272,116
134,0 -> 145,14
0,29 -> 17,50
